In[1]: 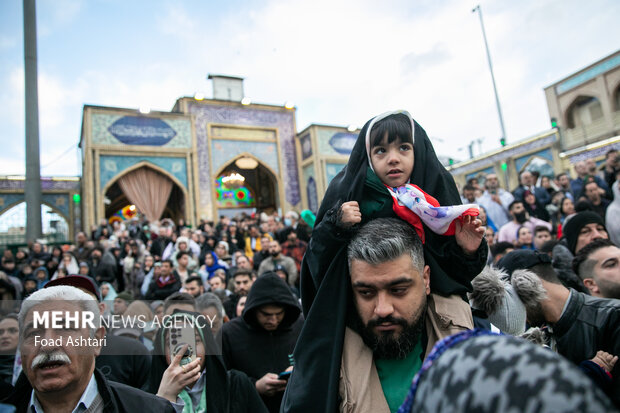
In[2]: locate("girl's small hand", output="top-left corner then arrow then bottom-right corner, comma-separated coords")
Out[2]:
455,216 -> 485,256
339,201 -> 362,227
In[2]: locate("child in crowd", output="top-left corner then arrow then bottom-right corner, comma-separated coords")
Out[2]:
304,110 -> 486,305
286,110 -> 488,412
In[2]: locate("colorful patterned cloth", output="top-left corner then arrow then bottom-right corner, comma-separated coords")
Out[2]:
387,183 -> 479,243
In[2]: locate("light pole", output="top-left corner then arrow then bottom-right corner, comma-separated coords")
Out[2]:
24,0 -> 42,242
472,5 -> 507,146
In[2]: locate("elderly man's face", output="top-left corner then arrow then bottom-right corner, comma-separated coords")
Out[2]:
20,301 -> 104,394
350,253 -> 430,359
208,276 -> 224,290
575,161 -> 587,176
236,256 -> 251,270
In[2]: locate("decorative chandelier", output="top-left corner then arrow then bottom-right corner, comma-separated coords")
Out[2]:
222,172 -> 245,189
235,156 -> 258,169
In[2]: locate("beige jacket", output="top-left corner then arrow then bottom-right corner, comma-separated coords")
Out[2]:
338,294 -> 473,413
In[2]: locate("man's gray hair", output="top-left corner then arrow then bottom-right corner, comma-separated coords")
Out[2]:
347,218 -> 424,272
18,286 -> 101,343
196,292 -> 226,318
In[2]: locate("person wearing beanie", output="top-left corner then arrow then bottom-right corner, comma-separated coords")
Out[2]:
114,290 -> 134,315
498,249 -> 620,406
398,330 -> 617,413
468,266 -> 526,336
547,210 -> 608,295
563,211 -> 609,255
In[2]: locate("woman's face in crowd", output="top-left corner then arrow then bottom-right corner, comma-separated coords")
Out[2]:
215,244 -> 227,257
485,227 -> 495,246
144,256 -> 154,268
0,318 -> 19,353
205,254 -> 214,266
561,198 -> 575,215
524,193 -> 536,205
236,296 -> 247,318
101,284 -> 109,298
518,227 -> 532,245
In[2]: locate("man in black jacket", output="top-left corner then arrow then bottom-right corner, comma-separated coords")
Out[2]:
88,245 -> 118,286
221,273 -> 303,413
5,285 -> 173,412
499,249 -> 620,407
145,259 -> 181,300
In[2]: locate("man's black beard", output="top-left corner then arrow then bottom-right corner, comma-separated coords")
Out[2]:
349,301 -> 426,360
270,251 -> 280,258
514,211 -> 528,224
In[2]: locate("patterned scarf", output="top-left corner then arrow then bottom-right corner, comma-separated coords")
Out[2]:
386,184 -> 479,243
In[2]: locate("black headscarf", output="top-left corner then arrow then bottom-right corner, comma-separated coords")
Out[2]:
282,111 -> 486,413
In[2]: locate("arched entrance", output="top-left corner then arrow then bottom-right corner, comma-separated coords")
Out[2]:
104,165 -> 186,224
215,156 -> 278,218
566,95 -> 603,129
0,202 -> 69,246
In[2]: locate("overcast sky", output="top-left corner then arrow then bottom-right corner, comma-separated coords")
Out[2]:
1,0 -> 619,177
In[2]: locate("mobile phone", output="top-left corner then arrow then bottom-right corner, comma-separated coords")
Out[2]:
277,371 -> 292,381
169,323 -> 197,366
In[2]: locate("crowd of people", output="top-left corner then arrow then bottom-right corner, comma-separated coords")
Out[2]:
0,211 -> 312,412
0,111 -> 618,412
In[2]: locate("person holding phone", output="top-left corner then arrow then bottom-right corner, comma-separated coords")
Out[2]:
221,273 -> 303,413
147,310 -> 267,413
